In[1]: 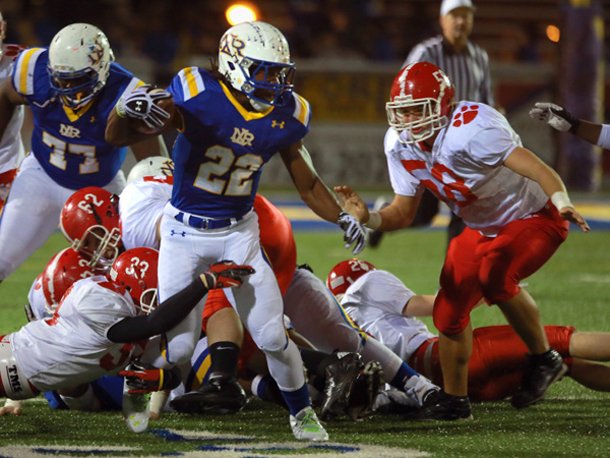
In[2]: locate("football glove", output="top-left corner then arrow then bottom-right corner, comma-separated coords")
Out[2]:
529,102 -> 580,133
199,261 -> 255,289
119,362 -> 181,394
115,85 -> 172,131
337,211 -> 367,255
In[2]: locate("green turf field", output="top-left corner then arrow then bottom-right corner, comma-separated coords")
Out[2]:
0,229 -> 608,457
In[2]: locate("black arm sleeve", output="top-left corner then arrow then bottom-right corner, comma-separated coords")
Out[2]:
107,277 -> 207,343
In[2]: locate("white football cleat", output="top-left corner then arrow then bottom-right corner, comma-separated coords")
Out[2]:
404,375 -> 440,408
122,378 -> 151,433
289,406 -> 329,441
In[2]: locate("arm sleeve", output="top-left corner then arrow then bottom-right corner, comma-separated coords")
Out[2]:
107,278 -> 207,343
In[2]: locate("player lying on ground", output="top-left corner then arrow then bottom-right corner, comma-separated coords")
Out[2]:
0,248 -> 253,431
326,258 -> 610,410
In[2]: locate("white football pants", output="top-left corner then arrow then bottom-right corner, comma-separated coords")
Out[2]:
284,268 -> 402,380
155,207 -> 305,391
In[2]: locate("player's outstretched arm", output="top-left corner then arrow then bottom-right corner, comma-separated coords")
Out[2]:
529,102 -> 604,147
504,146 -> 590,232
280,142 -> 368,254
335,186 -> 419,232
107,262 -> 255,343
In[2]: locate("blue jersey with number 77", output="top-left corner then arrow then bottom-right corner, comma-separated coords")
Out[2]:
12,48 -> 142,189
167,67 -> 311,219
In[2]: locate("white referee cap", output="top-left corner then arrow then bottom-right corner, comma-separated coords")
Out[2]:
440,0 -> 476,16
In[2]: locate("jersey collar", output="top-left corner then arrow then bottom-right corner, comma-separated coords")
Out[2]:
219,80 -> 274,121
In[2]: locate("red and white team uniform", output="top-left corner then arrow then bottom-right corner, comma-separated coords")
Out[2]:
0,43 -> 25,209
386,102 -> 569,334
340,270 -> 575,402
340,270 -> 434,361
4,277 -> 137,396
386,102 -> 547,236
119,175 -> 173,250
26,274 -> 48,320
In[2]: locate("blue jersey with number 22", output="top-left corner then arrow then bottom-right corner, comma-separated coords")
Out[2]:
167,67 -> 311,219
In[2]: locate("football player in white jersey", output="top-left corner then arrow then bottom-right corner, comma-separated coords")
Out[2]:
0,11 -> 25,214
327,258 -> 610,407
529,101 -> 610,149
0,248 -> 253,422
105,21 -> 370,442
0,23 -> 166,285
335,61 -> 590,420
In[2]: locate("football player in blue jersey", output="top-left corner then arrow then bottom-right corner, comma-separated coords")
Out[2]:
106,21 -> 368,441
0,23 -> 166,284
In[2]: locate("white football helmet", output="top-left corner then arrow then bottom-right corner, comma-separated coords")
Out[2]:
127,156 -> 175,183
218,21 -> 294,111
48,23 -> 115,109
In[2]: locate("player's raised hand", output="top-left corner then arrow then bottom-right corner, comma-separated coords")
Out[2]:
529,102 -> 580,133
199,261 -> 255,289
558,207 -> 590,232
334,185 -> 369,222
115,85 -> 173,131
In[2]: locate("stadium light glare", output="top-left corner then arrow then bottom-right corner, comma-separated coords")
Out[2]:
226,3 -> 258,26
546,25 -> 560,43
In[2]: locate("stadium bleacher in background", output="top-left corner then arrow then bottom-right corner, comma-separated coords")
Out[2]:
5,0 -> 610,190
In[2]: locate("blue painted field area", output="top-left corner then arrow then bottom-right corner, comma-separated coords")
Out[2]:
273,199 -> 610,231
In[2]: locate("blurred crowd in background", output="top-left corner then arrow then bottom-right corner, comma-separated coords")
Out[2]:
2,0 -> 571,83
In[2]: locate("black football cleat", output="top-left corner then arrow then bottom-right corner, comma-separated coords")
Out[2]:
319,352 -> 364,421
345,360 -> 383,421
170,375 -> 247,414
414,390 -> 473,421
511,349 -> 567,409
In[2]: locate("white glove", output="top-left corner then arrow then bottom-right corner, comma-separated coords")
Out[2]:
116,85 -> 172,131
337,211 -> 367,255
529,102 -> 580,133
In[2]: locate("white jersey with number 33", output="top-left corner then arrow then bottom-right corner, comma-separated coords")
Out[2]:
386,102 -> 548,236
10,276 -> 137,391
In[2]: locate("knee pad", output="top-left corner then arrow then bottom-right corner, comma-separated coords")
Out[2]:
251,320 -> 288,353
433,300 -> 470,336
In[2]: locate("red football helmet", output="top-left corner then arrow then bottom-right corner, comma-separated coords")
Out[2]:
386,61 -> 455,144
326,258 -> 376,298
60,187 -> 121,269
109,247 -> 159,315
42,247 -> 96,314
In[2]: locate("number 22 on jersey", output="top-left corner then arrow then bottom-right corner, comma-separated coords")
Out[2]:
194,145 -> 262,196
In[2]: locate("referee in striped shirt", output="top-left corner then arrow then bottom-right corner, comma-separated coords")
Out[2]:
370,0 -> 493,249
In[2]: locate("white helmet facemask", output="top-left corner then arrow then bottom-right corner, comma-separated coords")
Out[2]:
48,23 -> 115,109
218,21 -> 295,112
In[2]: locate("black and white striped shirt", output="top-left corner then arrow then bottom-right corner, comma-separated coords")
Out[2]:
404,35 -> 494,105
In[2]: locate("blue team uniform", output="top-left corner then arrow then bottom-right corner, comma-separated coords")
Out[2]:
167,67 -> 312,218
11,48 -> 142,189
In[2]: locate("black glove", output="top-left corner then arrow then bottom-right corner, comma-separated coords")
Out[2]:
337,211 -> 367,255
529,102 -> 580,133
115,85 -> 172,131
199,261 -> 256,289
